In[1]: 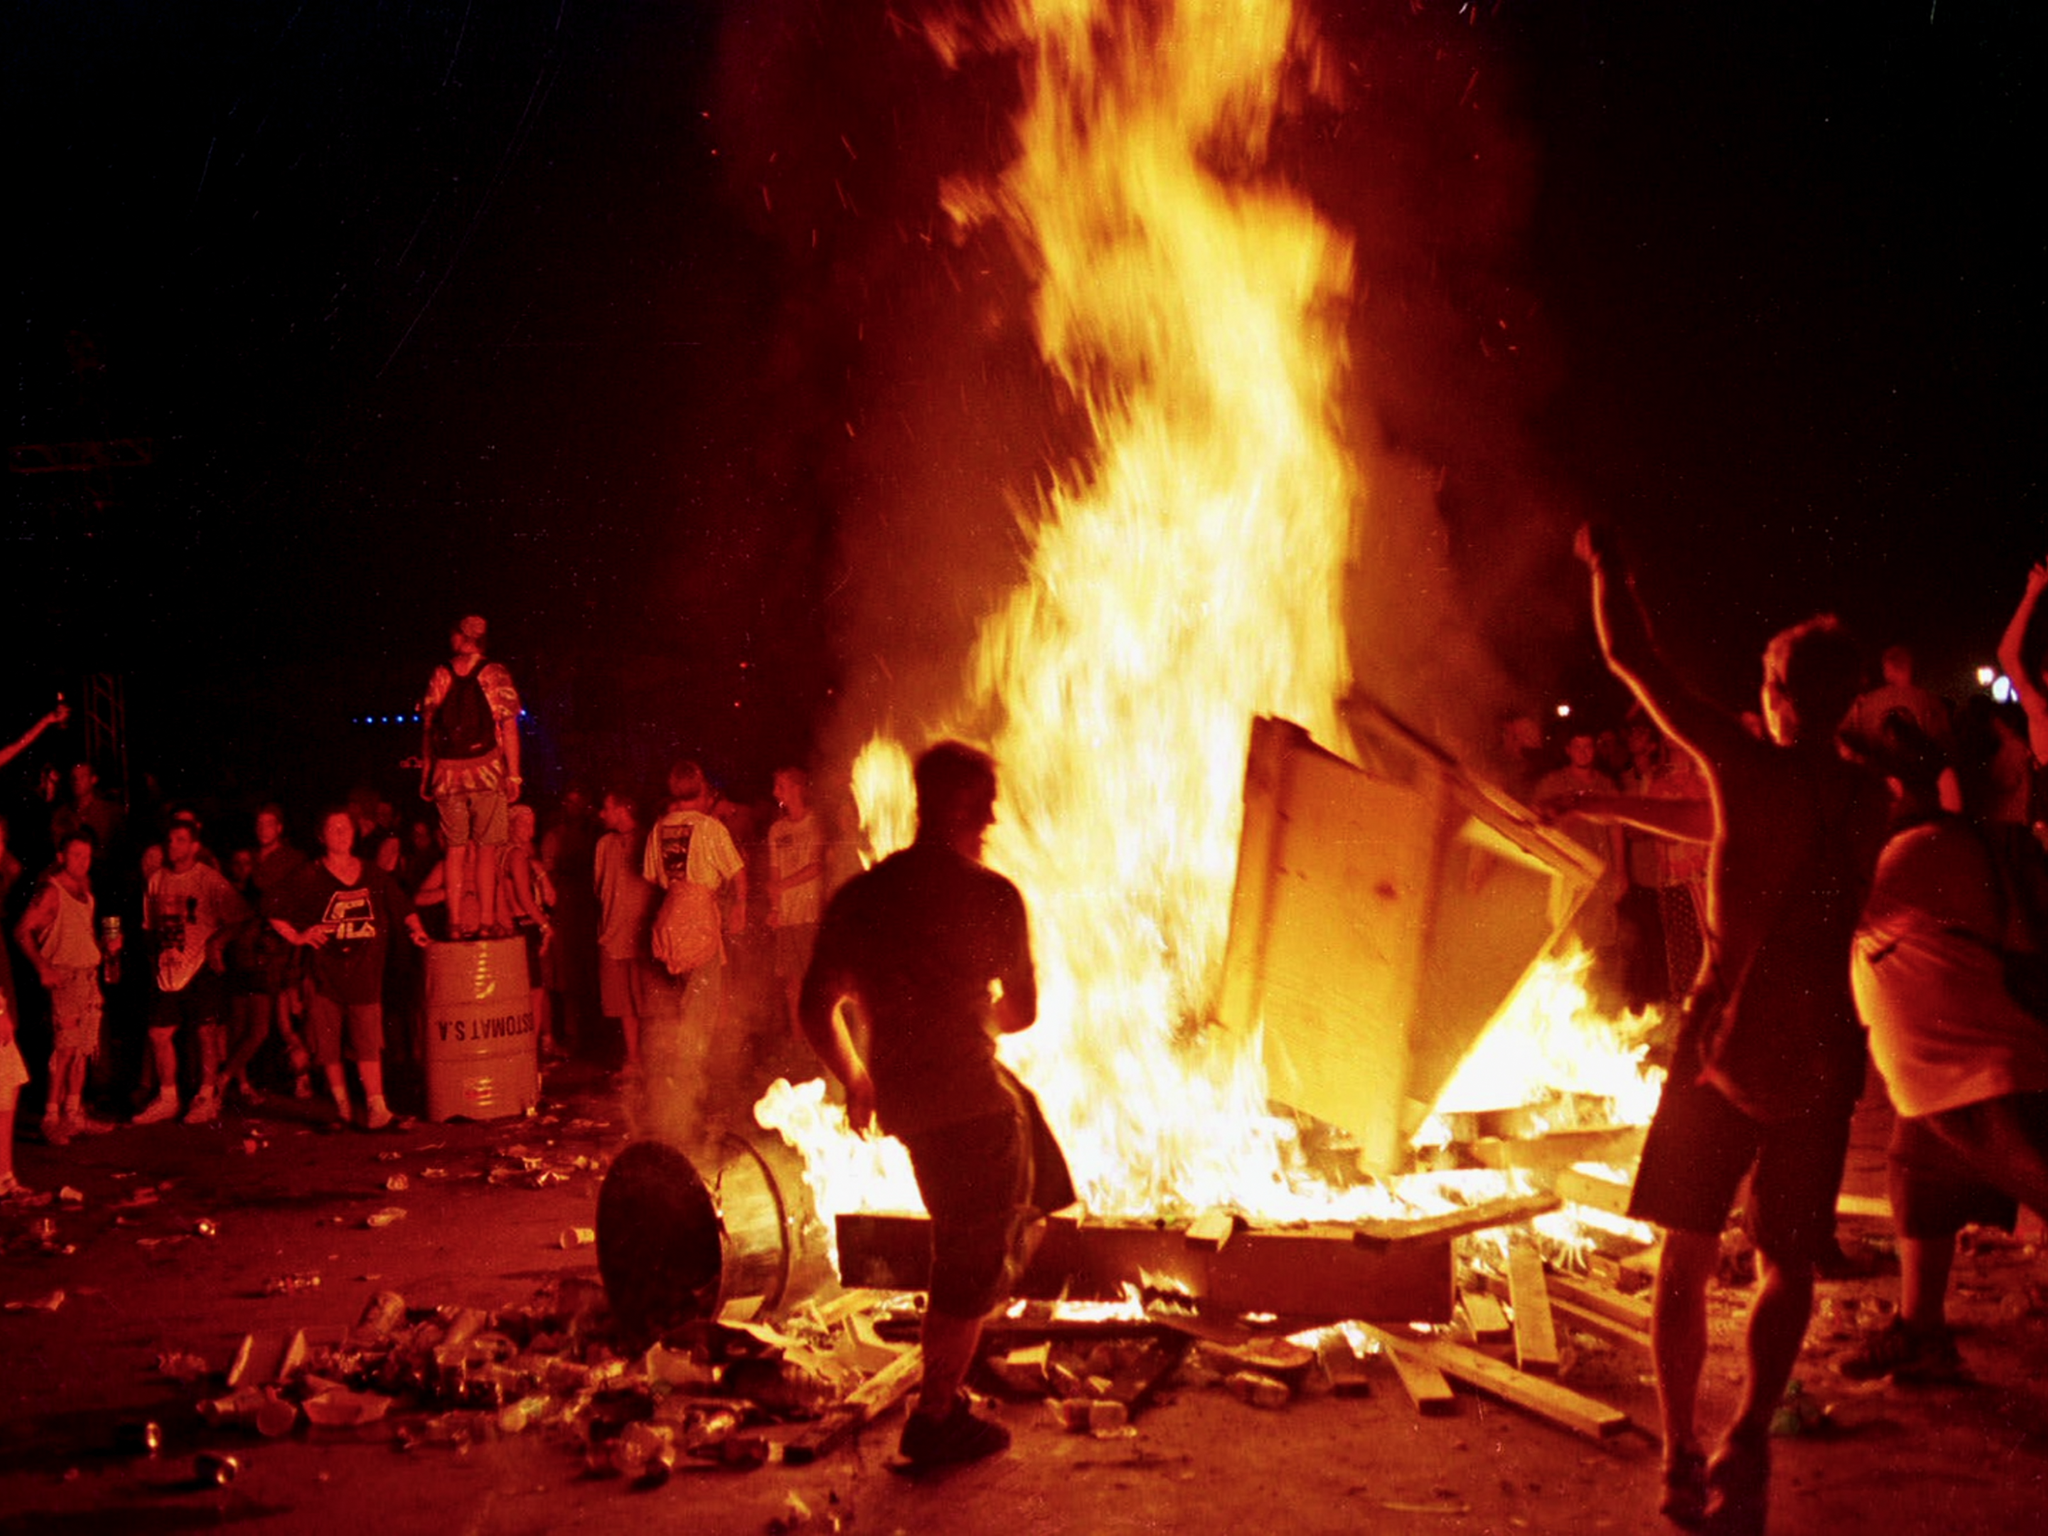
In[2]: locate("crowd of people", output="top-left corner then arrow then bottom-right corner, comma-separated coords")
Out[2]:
0,616 -> 853,1197
8,557 -> 2048,1497
1547,542 -> 2048,1535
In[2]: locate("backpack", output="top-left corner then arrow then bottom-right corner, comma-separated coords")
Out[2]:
652,879 -> 722,976
431,666 -> 498,759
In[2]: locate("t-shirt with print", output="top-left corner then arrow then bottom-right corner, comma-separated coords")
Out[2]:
146,862 -> 251,993
642,810 -> 743,894
268,861 -> 416,1007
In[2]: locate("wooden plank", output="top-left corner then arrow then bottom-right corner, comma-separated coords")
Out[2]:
1554,1165 -> 1635,1219
1550,1296 -> 1651,1354
1315,1333 -> 1375,1398
780,1346 -> 922,1466
1359,1327 -> 1456,1417
1481,1272 -> 1652,1354
1459,1291 -> 1511,1344
1395,1333 -> 1631,1441
1351,1192 -> 1560,1250
1544,1273 -> 1653,1335
1505,1237 -> 1560,1376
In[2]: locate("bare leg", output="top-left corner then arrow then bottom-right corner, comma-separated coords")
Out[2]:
196,1022 -> 227,1095
45,1046 -> 80,1123
147,1028 -> 180,1106
220,994 -> 271,1090
475,844 -> 502,932
914,1309 -> 986,1419
357,1059 -> 391,1129
1728,1251 -> 1816,1443
1652,1228 -> 1718,1461
0,1089 -> 18,1188
446,844 -> 473,937
1898,1235 -> 1955,1332
323,1063 -> 352,1119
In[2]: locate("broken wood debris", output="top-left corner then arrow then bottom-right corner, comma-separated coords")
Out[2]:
1458,1290 -> 1511,1344
1350,1192 -> 1560,1251
1364,1327 -> 1456,1416
1505,1235 -> 1560,1376
1365,1325 -> 1630,1441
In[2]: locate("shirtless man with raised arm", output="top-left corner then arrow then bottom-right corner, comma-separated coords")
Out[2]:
1578,524 -> 1888,1535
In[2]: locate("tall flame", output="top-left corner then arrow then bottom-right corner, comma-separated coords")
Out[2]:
883,0 -> 1358,1216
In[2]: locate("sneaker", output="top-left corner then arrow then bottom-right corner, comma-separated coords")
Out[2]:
41,1114 -> 71,1147
132,1093 -> 181,1126
230,1078 -> 263,1107
1835,1317 -> 1965,1383
0,1174 -> 39,1203
898,1394 -> 1010,1466
293,1073 -> 315,1101
64,1110 -> 117,1137
184,1087 -> 221,1126
362,1102 -> 394,1132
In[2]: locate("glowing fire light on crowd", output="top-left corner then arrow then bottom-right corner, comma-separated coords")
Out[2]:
762,0 -> 1659,1229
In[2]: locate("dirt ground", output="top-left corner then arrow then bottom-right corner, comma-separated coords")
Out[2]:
4,1064 -> 2048,1536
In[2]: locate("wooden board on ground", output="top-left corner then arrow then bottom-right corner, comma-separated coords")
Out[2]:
1359,1327 -> 1456,1417
1315,1333 -> 1375,1398
780,1346 -> 922,1466
1383,1330 -> 1631,1441
1544,1273 -> 1654,1334
1506,1236 -> 1560,1376
1459,1291 -> 1511,1344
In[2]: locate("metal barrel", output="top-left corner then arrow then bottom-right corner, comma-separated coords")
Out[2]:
422,938 -> 537,1122
595,1134 -> 833,1336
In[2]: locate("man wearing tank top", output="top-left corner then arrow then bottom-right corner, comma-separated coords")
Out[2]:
16,830 -> 118,1145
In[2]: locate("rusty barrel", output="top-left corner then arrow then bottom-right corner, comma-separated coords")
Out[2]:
596,1134 -> 833,1335
423,937 -> 537,1122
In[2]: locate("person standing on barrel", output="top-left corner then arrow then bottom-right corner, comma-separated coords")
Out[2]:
419,615 -> 522,939
798,740 -> 1073,1467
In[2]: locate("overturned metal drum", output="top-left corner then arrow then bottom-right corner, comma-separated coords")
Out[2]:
595,1134 -> 833,1335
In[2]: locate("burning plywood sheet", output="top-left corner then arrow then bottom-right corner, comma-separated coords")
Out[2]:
1216,711 -> 1600,1174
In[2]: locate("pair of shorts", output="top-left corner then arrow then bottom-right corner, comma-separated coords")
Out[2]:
599,954 -> 653,1020
899,1108 -> 1029,1319
1891,1092 -> 2048,1239
306,995 -> 383,1067
151,967 -> 226,1034
1889,1114 -> 2019,1239
772,923 -> 819,983
437,785 -> 509,848
1628,1072 -> 1854,1266
48,967 -> 103,1055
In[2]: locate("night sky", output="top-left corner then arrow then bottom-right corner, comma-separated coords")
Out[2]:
6,0 -> 2040,823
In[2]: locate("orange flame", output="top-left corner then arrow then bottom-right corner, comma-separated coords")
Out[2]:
765,2 -> 1659,1236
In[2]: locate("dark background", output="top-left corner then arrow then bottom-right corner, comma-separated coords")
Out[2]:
5,0 -> 2039,835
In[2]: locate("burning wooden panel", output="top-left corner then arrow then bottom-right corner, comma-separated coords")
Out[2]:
835,1211 -> 1454,1324
1216,710 -> 1600,1174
